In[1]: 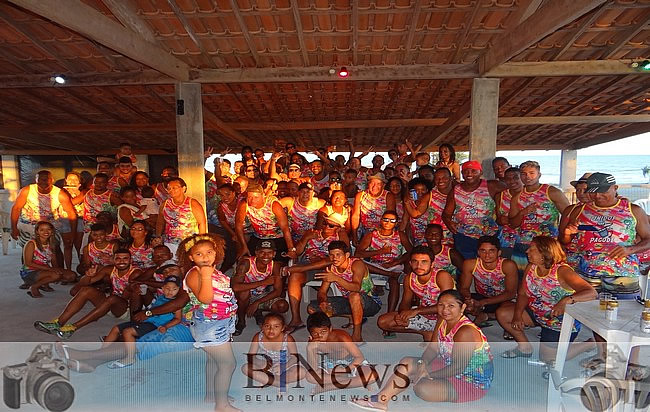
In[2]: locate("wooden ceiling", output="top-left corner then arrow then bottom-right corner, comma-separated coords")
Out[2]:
0,0 -> 648,153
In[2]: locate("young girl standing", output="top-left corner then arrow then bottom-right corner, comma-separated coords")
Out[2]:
21,222 -> 76,298
178,233 -> 240,412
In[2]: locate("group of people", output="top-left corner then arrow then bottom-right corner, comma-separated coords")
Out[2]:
10,140 -> 650,410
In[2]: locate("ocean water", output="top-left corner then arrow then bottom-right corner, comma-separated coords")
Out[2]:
503,154 -> 650,185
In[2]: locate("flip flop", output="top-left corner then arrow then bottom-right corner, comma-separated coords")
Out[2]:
40,285 -> 55,292
19,283 -> 29,290
107,360 -> 134,369
382,331 -> 397,339
27,291 -> 43,298
342,317 -> 368,329
475,321 -> 493,328
355,341 -> 367,347
285,324 -> 306,334
503,331 -> 514,340
348,399 -> 387,412
501,348 -> 533,359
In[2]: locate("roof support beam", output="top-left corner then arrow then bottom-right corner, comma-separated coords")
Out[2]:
289,0 -> 309,66
6,0 -> 191,80
101,0 -> 158,44
402,0 -> 423,64
571,123 -> 650,150
165,0 -> 215,68
479,0 -> 607,74
228,0 -> 261,66
600,9 -> 650,59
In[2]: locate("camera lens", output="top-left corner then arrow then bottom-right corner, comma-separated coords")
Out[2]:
33,372 -> 74,412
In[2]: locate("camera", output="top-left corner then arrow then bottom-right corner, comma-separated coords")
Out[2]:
3,344 -> 74,411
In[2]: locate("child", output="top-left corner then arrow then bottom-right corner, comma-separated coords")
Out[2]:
242,313 -> 304,387
96,211 -> 121,242
115,142 -> 137,167
77,223 -> 117,276
104,275 -> 182,368
21,222 -> 77,297
178,234 -> 240,412
305,312 -> 376,394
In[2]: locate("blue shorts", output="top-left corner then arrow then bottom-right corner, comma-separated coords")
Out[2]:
453,233 -> 479,259
20,269 -> 40,285
189,316 -> 235,348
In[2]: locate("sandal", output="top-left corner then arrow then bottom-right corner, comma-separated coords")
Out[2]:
501,348 -> 533,359
342,317 -> 367,329
503,331 -> 514,340
107,360 -> 134,369
382,331 -> 397,339
348,399 -> 387,412
284,324 -> 306,334
476,320 -> 493,328
40,285 -> 55,292
27,291 -> 43,298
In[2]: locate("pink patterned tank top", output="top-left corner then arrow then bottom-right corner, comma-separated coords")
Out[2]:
128,243 -> 153,269
19,185 -> 62,225
408,271 -> 442,319
184,267 -> 237,321
304,231 -> 339,263
154,183 -> 170,205
219,201 -> 237,228
106,224 -> 121,241
23,241 -> 52,269
288,199 -> 320,241
331,258 -> 376,300
247,197 -> 283,239
432,245 -> 458,278
88,242 -> 114,266
518,184 -> 560,244
453,180 -> 497,239
244,257 -> 273,296
359,190 -> 388,231
497,190 -> 518,248
162,196 -> 199,245
429,189 -> 454,246
83,189 -> 112,227
473,257 -> 506,297
524,263 -> 576,331
111,266 -> 137,297
367,229 -> 405,264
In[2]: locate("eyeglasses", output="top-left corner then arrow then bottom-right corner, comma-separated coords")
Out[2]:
330,177 -> 342,182
130,227 -> 145,231
381,218 -> 397,223
326,223 -> 340,228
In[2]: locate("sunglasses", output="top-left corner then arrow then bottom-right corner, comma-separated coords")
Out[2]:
288,168 -> 300,172
286,145 -> 295,149
330,177 -> 342,182
381,218 -> 397,223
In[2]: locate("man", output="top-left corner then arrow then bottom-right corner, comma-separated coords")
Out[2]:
429,167 -> 455,246
509,160 -> 569,260
492,157 -> 511,182
424,223 -> 464,278
284,215 -> 349,331
231,240 -> 288,335
34,249 -> 142,339
96,161 -> 120,193
458,236 -> 518,327
561,172 -> 650,368
318,170 -> 343,200
395,163 -> 412,185
116,156 -> 135,188
495,167 -> 523,260
368,155 -> 384,176
280,182 -> 326,242
417,164 -> 435,186
310,160 -> 330,193
351,174 -> 396,245
306,241 -> 381,342
356,210 -> 412,313
235,183 -> 294,261
153,166 -> 178,204
83,173 -> 122,228
11,170 -> 77,244
559,173 -> 593,267
124,244 -> 178,315
376,245 -> 454,340
443,160 -> 503,259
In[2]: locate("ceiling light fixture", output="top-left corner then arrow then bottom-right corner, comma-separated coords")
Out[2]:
50,75 -> 66,85
630,60 -> 650,71
338,67 -> 349,78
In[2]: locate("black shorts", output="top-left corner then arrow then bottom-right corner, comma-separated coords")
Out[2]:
308,294 -> 382,318
117,321 -> 157,337
247,236 -> 289,263
470,293 -> 501,314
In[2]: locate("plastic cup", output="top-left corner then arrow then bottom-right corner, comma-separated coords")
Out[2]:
599,292 -> 611,310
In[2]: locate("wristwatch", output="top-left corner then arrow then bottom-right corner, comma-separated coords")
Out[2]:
145,310 -> 153,317
290,247 -> 297,252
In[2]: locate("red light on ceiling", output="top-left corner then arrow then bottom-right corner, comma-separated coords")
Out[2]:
338,67 -> 349,78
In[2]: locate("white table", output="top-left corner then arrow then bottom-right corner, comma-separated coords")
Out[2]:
548,300 -> 650,411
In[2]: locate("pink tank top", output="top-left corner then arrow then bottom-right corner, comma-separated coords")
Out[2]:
359,190 -> 388,231
244,257 -> 273,296
25,241 -> 52,268
408,271 -> 441,319
432,245 -> 458,277
304,231 -> 339,263
111,266 -> 137,297
219,201 -> 237,228
518,184 -> 560,244
106,224 -> 121,241
83,189 -> 112,227
367,229 -> 405,264
154,183 -> 170,205
88,242 -> 114,266
247,197 -> 283,239
497,190 -> 518,248
453,180 -> 497,239
184,266 -> 238,321
331,258 -> 375,298
162,196 -> 199,244
19,185 -> 62,225
288,199 -> 320,241
429,189 -> 454,246
129,243 -> 153,269
473,257 -> 506,297
524,263 -> 575,331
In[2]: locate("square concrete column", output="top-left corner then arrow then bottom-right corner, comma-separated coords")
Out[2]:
469,78 -> 500,179
175,82 -> 206,215
559,149 -> 578,192
1,155 -> 20,201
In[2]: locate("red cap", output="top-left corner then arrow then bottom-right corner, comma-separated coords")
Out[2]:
461,160 -> 482,172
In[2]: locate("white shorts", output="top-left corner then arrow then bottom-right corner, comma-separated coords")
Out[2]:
407,314 -> 437,331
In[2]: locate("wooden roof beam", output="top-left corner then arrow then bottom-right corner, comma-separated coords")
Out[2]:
6,0 -> 191,81
228,0 -> 261,67
402,0 -> 423,64
100,0 -> 158,44
571,123 -> 650,150
289,0 -> 309,66
451,0 -> 481,64
165,0 -> 215,68
552,5 -> 608,60
351,0 -> 359,65
600,9 -> 650,59
479,0 -> 608,75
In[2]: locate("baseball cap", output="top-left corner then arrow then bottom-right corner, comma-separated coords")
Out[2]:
586,172 -> 616,193
367,173 -> 386,182
256,240 -> 277,251
461,160 -> 482,172
163,275 -> 181,287
246,183 -> 264,194
570,172 -> 592,188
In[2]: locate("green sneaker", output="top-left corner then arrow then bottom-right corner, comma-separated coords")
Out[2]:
34,319 -> 60,335
56,325 -> 76,340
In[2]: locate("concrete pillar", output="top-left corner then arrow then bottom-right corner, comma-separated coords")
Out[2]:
1,155 -> 20,201
175,82 -> 206,215
469,78 -> 500,180
559,149 -> 578,191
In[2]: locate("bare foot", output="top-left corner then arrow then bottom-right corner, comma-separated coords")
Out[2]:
28,287 -> 43,298
214,403 -> 241,412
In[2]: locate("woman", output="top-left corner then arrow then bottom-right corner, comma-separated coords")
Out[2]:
435,143 -> 460,182
558,173 -> 593,268
496,236 -> 597,362
404,178 -> 433,246
124,220 -> 154,270
59,171 -> 86,270
386,177 -> 406,224
117,186 -> 148,238
155,177 -> 207,255
316,190 -> 351,233
351,290 -> 494,410
129,171 -> 151,202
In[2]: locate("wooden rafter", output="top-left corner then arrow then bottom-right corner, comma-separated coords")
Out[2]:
6,0 -> 191,80
351,0 -> 359,66
485,60 -> 647,77
100,0 -> 158,44
451,0 -> 481,64
552,5 -> 608,60
0,46 -> 32,72
0,8 -> 78,73
289,0 -> 309,66
165,0 -> 214,68
63,88 -> 124,122
402,0 -> 422,64
479,0 -> 607,75
499,0 -> 544,30
600,9 -> 650,59
228,0 -> 261,67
